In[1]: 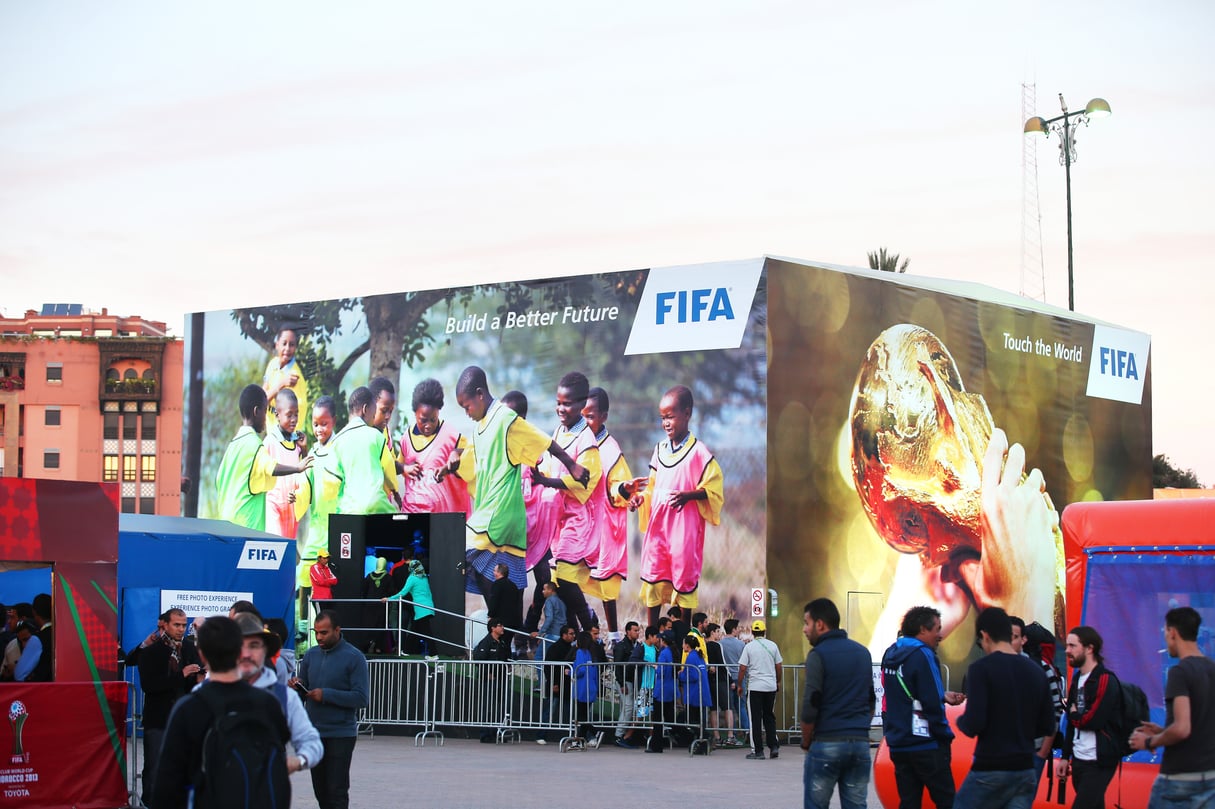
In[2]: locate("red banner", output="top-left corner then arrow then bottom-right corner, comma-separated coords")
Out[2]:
0,682 -> 128,809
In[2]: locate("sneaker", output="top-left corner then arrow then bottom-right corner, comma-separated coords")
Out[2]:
615,738 -> 638,749
589,731 -> 604,749
746,752 -> 765,760
723,737 -> 743,748
770,747 -> 780,759
536,738 -> 548,745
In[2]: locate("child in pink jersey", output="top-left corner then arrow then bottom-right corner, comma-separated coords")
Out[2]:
623,385 -> 724,627
399,378 -> 470,516
532,372 -> 602,632
582,386 -> 633,637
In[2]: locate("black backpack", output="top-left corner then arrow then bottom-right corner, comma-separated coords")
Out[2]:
194,685 -> 291,809
1109,674 -> 1149,758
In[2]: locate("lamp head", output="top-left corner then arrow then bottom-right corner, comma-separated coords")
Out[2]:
1023,116 -> 1049,136
1084,97 -> 1111,119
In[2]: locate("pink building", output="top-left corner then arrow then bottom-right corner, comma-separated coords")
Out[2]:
0,305 -> 183,515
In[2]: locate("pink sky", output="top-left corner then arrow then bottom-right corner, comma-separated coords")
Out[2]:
2,2 -> 1212,484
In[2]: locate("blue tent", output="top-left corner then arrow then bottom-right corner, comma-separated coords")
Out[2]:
118,514 -> 296,654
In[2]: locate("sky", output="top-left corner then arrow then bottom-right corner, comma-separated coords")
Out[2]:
2,1 -> 1213,484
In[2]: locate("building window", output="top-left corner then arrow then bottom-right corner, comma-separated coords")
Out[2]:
104,413 -> 119,440
141,455 -> 156,482
44,407 -> 61,427
123,412 -> 137,440
121,497 -> 136,514
103,455 -> 118,482
122,455 -> 137,482
44,449 -> 60,469
46,363 -> 63,383
139,498 -> 155,515
142,369 -> 154,380
141,414 -> 157,440
123,368 -> 137,380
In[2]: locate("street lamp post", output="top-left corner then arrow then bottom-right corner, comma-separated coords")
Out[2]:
1023,94 -> 1111,312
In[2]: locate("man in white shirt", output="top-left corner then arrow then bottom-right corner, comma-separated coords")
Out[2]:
736,619 -> 783,760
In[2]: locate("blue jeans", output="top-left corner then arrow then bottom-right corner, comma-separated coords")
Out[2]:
804,739 -> 870,809
1149,775 -> 1215,808
955,768 -> 1036,809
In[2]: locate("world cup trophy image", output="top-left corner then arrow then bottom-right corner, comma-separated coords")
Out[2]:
9,700 -> 28,763
849,324 -> 1065,643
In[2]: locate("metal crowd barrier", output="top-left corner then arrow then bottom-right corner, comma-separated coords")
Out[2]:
361,657 -> 722,755
123,667 -> 143,808
127,635 -> 954,770
768,661 -> 952,747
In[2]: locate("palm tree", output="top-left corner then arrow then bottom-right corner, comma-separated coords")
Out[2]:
867,247 -> 909,273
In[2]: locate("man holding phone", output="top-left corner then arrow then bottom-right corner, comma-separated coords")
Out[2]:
233,611 -> 323,775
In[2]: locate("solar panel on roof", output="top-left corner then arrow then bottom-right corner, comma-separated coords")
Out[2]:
67,304 -> 82,315
40,304 -> 54,315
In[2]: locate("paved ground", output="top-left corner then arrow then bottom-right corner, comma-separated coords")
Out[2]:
283,731 -> 883,809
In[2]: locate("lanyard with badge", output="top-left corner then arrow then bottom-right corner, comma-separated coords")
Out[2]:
894,667 -> 931,738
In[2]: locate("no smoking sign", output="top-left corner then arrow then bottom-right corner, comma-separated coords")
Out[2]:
750,587 -> 765,618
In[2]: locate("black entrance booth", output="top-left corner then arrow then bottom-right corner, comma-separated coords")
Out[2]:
326,512 -> 466,656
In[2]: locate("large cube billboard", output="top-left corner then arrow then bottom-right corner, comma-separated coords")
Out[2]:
185,256 -> 1151,670
187,259 -> 768,627
764,258 -> 1151,670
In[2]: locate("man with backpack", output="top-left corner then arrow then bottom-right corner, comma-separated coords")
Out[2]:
1056,626 -> 1123,809
153,615 -> 291,809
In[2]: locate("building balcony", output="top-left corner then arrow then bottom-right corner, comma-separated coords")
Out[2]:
103,377 -> 159,400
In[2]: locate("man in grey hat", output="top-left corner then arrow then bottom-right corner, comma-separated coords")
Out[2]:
232,611 -> 323,776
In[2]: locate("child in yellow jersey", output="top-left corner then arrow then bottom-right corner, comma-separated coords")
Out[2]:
262,327 -> 308,420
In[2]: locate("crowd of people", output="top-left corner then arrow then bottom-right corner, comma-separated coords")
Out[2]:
127,600 -> 367,809
0,594 -> 54,682
873,603 -> 1215,809
105,587 -> 1215,809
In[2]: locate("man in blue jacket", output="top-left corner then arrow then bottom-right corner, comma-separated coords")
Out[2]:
881,606 -> 966,809
800,598 -> 876,809
293,610 -> 369,809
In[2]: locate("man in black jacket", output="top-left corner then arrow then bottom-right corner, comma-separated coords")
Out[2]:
486,564 -> 523,654
138,609 -> 203,806
537,625 -> 576,745
1055,626 -> 1123,809
955,608 -> 1055,809
474,619 -> 511,742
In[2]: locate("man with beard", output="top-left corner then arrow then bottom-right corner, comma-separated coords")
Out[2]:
231,612 -> 322,775
1055,626 -> 1124,809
